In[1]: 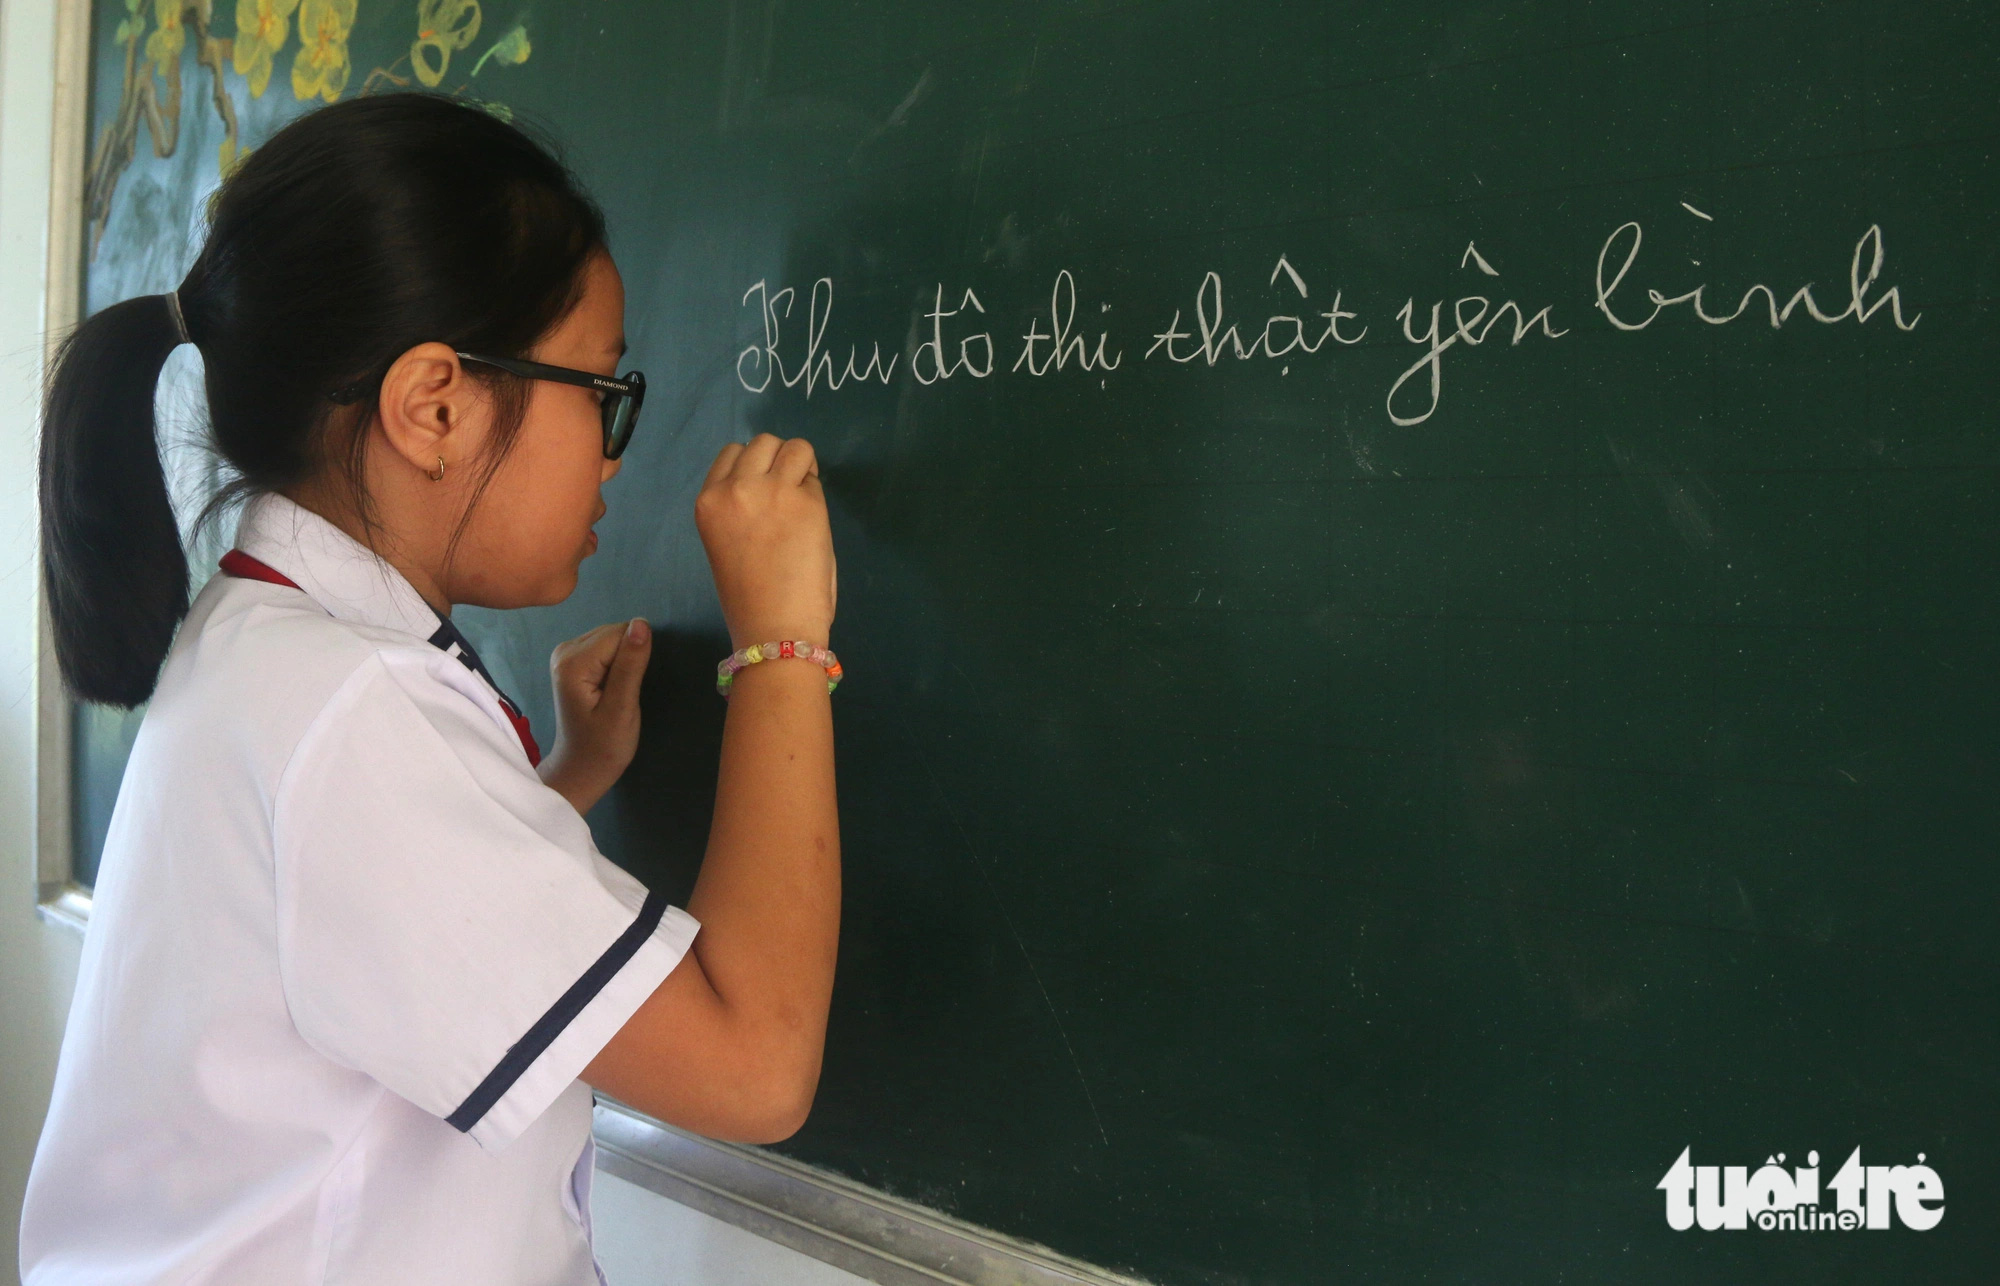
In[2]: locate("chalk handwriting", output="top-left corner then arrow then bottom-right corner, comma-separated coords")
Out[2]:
737,278 -> 899,397
911,285 -> 994,383
1271,254 -> 1310,296
1595,222 -> 1920,332
1012,270 -> 1120,375
1146,259 -> 1365,365
1387,279 -> 1567,426
734,214 -> 1922,422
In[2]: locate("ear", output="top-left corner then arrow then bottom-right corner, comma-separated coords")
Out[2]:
374,342 -> 486,477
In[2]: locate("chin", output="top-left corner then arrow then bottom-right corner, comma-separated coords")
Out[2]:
521,545 -> 588,606
476,565 -> 581,610
540,563 -> 584,605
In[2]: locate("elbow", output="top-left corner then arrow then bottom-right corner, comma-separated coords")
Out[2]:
738,1064 -> 819,1144
741,1108 -> 807,1146
706,990 -> 829,1144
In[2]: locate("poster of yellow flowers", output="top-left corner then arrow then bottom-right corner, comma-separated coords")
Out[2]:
86,0 -> 533,259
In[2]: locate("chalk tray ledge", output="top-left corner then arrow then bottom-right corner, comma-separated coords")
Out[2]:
591,1098 -> 1156,1286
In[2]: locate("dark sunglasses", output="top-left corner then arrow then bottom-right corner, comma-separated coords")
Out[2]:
455,351 -> 647,460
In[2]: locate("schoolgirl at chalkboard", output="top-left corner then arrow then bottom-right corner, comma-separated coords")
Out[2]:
20,93 -> 841,1284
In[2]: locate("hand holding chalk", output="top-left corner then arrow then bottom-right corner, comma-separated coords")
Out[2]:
695,432 -> 837,654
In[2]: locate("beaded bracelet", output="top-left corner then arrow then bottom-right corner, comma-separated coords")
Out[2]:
716,639 -> 843,697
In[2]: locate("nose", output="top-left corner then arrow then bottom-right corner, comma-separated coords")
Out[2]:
601,456 -> 623,483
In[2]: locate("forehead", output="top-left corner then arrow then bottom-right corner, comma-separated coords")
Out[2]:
543,252 -> 624,355
573,251 -> 624,323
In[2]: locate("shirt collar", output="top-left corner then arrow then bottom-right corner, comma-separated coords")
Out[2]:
228,490 -> 541,759
231,489 -> 447,642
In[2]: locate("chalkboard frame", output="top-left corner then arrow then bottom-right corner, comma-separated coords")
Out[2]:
43,5 -> 2000,1280
30,0 -> 93,939
594,1100 -> 1154,1286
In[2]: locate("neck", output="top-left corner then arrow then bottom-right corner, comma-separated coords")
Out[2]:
277,484 -> 454,619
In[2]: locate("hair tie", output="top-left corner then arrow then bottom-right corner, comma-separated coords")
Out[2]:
163,290 -> 191,347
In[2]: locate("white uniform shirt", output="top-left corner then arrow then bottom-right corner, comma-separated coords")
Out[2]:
20,490 -> 700,1285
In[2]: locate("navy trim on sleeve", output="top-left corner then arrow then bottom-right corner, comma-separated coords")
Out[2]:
446,889 -> 673,1134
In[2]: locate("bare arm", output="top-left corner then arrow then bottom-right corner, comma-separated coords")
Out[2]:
581,433 -> 840,1143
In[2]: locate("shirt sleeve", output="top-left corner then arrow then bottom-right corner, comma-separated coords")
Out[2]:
271,645 -> 700,1152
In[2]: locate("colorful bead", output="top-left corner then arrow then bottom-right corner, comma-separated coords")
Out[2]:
715,639 -> 842,697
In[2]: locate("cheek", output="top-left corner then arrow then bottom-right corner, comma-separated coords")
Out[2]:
483,416 -> 602,566
515,451 -> 601,550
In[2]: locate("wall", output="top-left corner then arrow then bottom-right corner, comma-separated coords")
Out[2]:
0,0 -> 86,1279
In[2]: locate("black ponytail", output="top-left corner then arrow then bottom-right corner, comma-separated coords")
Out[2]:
39,92 -> 607,707
39,293 -> 192,708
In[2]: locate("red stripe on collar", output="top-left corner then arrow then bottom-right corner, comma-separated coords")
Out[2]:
500,705 -> 542,768
219,548 -> 301,589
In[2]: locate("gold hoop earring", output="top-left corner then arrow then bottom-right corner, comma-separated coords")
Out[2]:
429,455 -> 446,481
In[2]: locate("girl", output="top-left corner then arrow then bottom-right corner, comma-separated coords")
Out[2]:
21,93 -> 839,1284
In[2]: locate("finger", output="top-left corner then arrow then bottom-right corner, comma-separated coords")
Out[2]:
603,617 -> 653,712
735,432 -> 784,476
703,442 -> 745,488
555,622 -> 625,694
773,437 -> 818,485
549,627 -> 606,680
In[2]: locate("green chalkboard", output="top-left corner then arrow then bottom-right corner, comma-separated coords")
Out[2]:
78,2 -> 1997,1281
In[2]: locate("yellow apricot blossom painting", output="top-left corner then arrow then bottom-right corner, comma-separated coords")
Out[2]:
89,0 -> 536,256
233,0 -> 301,98
470,24 -> 530,76
144,0 -> 185,79
292,0 -> 358,103
219,139 -> 253,178
411,0 -> 481,88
